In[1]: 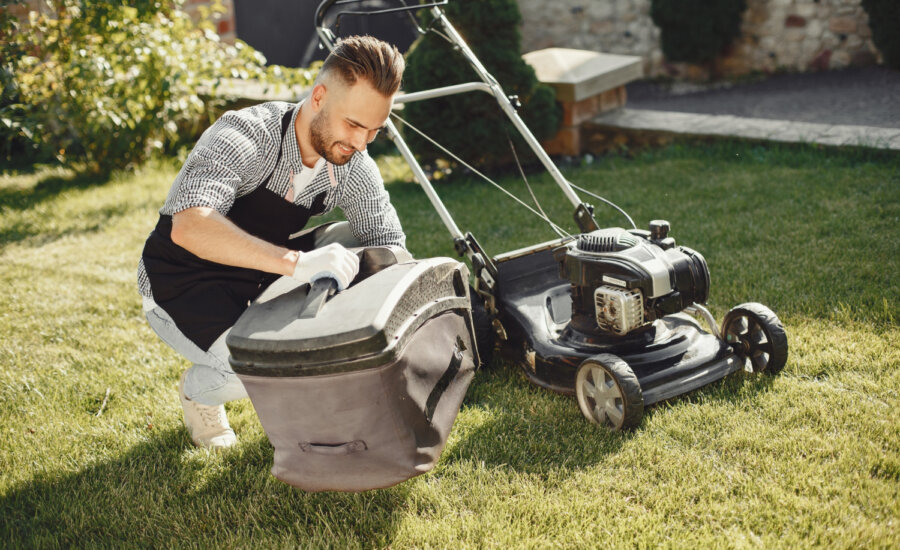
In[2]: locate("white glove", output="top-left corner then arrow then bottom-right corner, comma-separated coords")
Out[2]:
292,243 -> 360,291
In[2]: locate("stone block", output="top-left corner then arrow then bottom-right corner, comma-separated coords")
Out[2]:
591,20 -> 615,34
829,17 -> 857,34
809,49 -> 832,71
807,19 -> 824,38
522,48 -> 643,102
830,50 -> 851,68
796,4 -> 817,18
786,28 -> 807,42
785,15 -> 807,28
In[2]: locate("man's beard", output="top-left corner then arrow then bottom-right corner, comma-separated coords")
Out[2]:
309,107 -> 355,166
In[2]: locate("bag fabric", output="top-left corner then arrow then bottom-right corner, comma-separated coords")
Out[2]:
239,311 -> 475,491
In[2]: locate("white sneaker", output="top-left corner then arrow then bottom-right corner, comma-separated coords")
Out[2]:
179,371 -> 236,450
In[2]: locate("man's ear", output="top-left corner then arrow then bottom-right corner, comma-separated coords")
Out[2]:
310,83 -> 327,111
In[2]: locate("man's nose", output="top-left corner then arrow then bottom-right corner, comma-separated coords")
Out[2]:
350,128 -> 369,151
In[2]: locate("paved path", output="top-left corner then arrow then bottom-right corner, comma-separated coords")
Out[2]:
597,66 -> 900,150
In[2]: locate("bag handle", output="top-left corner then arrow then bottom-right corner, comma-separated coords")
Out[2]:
299,440 -> 367,455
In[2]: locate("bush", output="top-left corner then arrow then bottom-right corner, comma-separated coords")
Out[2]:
2,0 -> 314,174
1,5 -> 28,164
650,0 -> 747,64
402,0 -> 560,170
862,0 -> 900,69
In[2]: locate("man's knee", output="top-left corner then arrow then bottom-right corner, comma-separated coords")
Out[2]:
314,221 -> 361,249
182,365 -> 247,405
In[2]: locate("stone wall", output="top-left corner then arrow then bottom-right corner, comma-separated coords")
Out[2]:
183,0 -> 237,44
517,0 -> 880,79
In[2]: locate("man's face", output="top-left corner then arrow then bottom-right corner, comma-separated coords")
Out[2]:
309,78 -> 393,166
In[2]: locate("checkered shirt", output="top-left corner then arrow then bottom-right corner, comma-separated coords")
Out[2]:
137,101 -> 405,298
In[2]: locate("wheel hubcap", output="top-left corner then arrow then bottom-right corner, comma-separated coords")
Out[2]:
581,366 -> 624,427
725,315 -> 774,372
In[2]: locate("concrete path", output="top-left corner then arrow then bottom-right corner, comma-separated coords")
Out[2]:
593,108 -> 900,150
600,66 -> 900,151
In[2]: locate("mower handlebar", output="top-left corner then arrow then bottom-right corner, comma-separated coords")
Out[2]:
315,0 -> 450,37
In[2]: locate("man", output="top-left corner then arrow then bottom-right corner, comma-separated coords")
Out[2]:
138,36 -> 406,450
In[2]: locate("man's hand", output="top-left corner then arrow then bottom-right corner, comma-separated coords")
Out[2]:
292,243 -> 360,291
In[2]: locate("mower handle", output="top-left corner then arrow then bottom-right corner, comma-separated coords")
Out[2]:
315,0 -> 449,37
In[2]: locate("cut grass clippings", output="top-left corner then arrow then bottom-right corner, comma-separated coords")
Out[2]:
1,141 -> 898,548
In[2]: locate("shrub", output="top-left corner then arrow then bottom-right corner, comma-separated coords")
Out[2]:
401,0 -> 560,170
650,0 -> 747,64
2,0 -> 315,174
862,0 -> 900,69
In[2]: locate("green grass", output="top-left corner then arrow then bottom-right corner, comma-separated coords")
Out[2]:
1,142 -> 898,548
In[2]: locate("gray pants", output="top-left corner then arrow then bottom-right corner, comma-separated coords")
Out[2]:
144,222 -> 360,406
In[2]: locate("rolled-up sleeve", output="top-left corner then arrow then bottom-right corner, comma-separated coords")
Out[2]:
161,111 -> 268,216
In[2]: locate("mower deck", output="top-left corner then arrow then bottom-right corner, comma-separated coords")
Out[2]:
492,241 -> 742,406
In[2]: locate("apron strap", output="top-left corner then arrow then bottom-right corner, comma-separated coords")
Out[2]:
327,162 -> 337,188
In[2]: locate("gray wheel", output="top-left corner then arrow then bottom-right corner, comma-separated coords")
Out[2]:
722,302 -> 788,375
575,354 -> 644,430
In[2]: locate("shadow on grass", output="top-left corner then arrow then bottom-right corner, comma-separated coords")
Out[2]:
0,169 -> 113,212
0,427 -> 409,547
443,360 -> 781,476
442,366 -> 636,475
0,202 -> 134,250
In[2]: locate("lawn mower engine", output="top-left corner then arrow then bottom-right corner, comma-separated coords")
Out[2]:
559,220 -> 709,338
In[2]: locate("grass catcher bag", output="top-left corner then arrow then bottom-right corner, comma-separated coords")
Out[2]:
227,248 -> 478,492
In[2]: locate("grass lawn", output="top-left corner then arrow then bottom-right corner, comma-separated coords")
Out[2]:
1,141 -> 898,548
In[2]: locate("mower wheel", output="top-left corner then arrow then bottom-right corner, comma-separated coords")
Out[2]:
575,354 -> 644,430
721,303 -> 788,375
469,286 -> 495,368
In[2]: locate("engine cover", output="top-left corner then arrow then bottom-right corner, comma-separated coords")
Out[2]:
558,225 -> 709,336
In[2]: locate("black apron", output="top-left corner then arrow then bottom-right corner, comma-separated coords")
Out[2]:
142,107 -> 328,351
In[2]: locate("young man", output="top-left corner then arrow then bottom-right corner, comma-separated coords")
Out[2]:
138,36 -> 406,449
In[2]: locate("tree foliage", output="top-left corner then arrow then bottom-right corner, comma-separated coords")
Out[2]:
1,0 -> 315,173
401,0 -> 560,170
861,0 -> 900,69
650,0 -> 747,64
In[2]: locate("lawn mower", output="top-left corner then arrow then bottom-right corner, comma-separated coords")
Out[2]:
226,0 -> 787,492
313,0 -> 788,430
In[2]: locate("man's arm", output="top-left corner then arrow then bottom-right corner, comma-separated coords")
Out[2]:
339,152 -> 406,248
171,207 -> 359,289
171,207 -> 299,276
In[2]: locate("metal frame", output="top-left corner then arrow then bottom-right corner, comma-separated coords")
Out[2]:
314,0 -> 599,270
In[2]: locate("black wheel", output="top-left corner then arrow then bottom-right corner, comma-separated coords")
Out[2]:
721,303 -> 788,375
575,354 -> 644,430
470,286 -> 495,368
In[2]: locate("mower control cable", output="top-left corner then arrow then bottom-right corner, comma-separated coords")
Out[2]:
390,111 -> 573,239
567,181 -> 637,230
504,129 -> 569,240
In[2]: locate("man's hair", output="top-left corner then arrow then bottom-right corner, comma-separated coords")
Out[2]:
318,35 -> 404,96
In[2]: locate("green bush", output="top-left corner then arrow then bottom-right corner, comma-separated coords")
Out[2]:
1,3 -> 33,164
862,0 -> 900,69
650,0 -> 747,64
402,0 -> 560,170
2,0 -> 314,174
